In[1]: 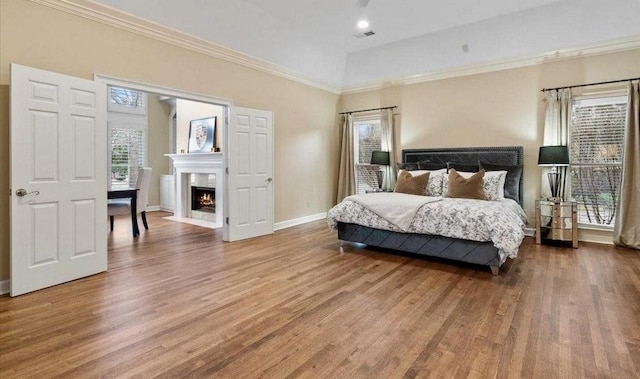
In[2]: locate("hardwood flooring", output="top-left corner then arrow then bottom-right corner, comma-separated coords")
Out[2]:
1,212 -> 639,378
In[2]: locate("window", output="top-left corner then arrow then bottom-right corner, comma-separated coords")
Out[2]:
569,95 -> 627,227
354,119 -> 381,194
110,127 -> 145,189
108,86 -> 147,190
108,87 -> 146,114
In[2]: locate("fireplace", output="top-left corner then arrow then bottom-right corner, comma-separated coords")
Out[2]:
191,186 -> 215,213
165,152 -> 223,227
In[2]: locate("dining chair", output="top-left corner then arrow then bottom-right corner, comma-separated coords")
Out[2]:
108,167 -> 152,232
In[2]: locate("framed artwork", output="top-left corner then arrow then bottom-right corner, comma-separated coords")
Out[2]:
187,116 -> 216,153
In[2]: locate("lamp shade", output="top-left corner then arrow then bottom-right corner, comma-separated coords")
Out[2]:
538,145 -> 570,166
370,151 -> 390,166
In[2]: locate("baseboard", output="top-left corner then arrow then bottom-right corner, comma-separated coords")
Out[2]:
146,205 -> 162,212
0,280 -> 10,295
578,228 -> 613,245
274,212 -> 327,231
526,226 -> 613,245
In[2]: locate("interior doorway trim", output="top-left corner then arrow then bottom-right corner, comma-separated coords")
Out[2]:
94,74 -> 233,108
95,73 -> 233,235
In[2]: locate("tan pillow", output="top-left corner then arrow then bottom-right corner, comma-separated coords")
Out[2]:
394,170 -> 430,196
447,169 -> 487,200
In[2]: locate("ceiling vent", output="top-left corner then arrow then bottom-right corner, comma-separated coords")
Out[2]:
353,30 -> 375,39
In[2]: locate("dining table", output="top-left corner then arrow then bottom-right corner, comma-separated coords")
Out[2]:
108,188 -> 140,237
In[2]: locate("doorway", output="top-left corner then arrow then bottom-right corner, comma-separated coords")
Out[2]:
98,75 -> 276,241
99,76 -> 231,231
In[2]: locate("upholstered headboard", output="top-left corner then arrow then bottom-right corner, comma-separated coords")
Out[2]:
402,146 -> 524,205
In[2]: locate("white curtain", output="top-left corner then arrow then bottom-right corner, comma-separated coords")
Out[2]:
614,81 -> 640,250
380,108 -> 397,191
337,114 -> 355,203
542,89 -> 572,200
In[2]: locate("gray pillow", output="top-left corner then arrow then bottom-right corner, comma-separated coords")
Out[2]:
397,162 -> 419,171
418,161 -> 447,170
447,162 -> 479,173
479,161 -> 523,202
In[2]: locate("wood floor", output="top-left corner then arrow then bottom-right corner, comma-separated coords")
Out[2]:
1,212 -> 639,378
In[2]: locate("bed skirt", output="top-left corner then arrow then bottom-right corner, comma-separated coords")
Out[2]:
337,222 -> 503,274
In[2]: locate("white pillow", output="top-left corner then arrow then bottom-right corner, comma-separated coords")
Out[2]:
398,169 -> 446,196
443,170 -> 507,200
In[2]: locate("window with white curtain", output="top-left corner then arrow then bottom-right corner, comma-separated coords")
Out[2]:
108,86 -> 147,190
353,119 -> 381,194
569,94 -> 627,227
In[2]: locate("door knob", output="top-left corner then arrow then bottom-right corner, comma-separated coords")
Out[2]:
266,178 -> 273,183
15,189 -> 40,197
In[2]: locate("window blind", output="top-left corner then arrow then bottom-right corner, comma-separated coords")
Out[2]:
110,128 -> 145,190
570,95 -> 627,226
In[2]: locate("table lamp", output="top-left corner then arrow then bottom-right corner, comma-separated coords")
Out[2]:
538,145 -> 570,201
370,151 -> 390,191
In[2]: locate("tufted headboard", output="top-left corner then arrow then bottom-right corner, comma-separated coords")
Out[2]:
402,146 -> 524,205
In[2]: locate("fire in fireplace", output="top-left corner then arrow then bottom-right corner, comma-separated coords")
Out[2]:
191,186 -> 215,213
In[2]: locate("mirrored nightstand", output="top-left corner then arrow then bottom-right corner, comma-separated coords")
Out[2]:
535,200 -> 578,248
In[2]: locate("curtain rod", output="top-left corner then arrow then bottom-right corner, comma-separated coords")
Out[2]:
541,77 -> 640,92
340,106 -> 397,115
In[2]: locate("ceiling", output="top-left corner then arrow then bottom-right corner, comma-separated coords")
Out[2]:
92,0 -> 640,90
244,0 -> 566,53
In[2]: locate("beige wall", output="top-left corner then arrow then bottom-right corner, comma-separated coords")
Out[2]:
0,0 -> 340,281
147,94 -> 172,206
341,49 -> 640,230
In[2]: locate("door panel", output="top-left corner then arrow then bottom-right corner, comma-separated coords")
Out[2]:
73,116 -> 97,179
31,203 -> 59,265
225,106 -> 274,241
10,64 -> 107,296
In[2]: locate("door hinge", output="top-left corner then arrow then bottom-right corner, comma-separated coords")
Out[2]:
226,217 -> 229,224
225,167 -> 229,174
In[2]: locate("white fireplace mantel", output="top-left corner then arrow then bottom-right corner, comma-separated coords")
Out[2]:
166,152 -> 224,170
165,153 -> 224,225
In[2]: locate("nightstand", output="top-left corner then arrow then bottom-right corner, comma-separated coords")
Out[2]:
535,200 -> 578,248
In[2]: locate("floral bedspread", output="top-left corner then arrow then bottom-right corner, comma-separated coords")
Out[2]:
327,194 -> 526,260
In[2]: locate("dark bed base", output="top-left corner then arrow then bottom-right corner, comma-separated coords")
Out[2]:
337,223 -> 503,275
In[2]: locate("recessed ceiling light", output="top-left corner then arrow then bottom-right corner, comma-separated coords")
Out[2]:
357,20 -> 369,30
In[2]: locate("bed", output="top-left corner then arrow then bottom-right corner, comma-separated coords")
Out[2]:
328,146 -> 526,275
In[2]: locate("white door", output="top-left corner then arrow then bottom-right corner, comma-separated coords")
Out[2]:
10,64 -> 108,296
224,106 -> 274,241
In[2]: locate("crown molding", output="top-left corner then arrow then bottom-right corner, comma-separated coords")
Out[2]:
340,35 -> 640,95
25,1 -> 640,97
29,0 -> 342,94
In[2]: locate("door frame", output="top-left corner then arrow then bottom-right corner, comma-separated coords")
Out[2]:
94,74 -> 233,236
